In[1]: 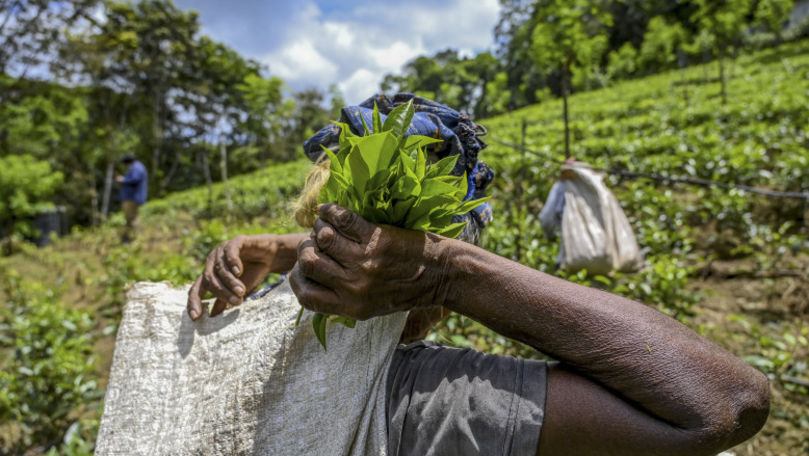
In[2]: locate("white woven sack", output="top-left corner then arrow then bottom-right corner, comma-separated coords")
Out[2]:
560,165 -> 643,274
96,280 -> 407,456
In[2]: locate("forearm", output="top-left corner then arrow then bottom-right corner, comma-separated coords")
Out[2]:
438,238 -> 768,437
259,233 -> 308,273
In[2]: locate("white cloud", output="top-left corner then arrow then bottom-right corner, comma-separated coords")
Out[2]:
265,40 -> 338,85
218,0 -> 502,103
338,68 -> 383,104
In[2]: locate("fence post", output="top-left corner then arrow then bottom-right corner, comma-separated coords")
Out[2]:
514,118 -> 528,262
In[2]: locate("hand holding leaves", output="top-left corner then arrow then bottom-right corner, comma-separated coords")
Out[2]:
301,100 -> 486,349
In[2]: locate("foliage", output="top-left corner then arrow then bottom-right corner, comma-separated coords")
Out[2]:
0,273 -> 97,453
309,101 -> 486,348
607,42 -> 639,79
380,50 -> 502,118
639,17 -> 688,73
0,155 -> 64,247
455,39 -> 809,354
754,0 -> 795,39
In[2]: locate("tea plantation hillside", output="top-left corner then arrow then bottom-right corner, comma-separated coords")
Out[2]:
1,41 -> 808,455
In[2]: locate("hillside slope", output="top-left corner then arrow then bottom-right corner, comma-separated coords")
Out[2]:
1,41 -> 808,455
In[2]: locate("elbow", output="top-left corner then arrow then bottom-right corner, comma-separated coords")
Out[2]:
694,369 -> 770,454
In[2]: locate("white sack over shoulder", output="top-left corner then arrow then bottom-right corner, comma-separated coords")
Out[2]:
559,164 -> 644,274
96,280 -> 408,456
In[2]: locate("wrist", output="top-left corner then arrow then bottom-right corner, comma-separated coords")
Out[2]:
268,233 -> 307,272
424,234 -> 461,310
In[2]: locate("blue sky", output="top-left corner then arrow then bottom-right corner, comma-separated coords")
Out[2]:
173,0 -> 501,104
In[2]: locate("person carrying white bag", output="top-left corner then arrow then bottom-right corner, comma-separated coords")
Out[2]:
539,159 -> 645,274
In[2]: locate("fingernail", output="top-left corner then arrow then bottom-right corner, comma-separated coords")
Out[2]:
234,286 -> 244,296
229,296 -> 240,305
189,309 -> 198,319
232,266 -> 240,275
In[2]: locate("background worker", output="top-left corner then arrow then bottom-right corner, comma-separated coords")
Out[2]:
116,153 -> 148,243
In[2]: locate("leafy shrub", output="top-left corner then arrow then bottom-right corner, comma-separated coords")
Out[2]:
0,273 -> 97,453
0,155 -> 64,253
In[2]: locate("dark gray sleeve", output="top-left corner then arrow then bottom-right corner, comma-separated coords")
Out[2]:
386,341 -> 547,456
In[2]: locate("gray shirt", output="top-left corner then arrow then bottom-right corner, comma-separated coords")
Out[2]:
386,341 -> 548,456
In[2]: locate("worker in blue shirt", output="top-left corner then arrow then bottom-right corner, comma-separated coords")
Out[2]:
116,154 -> 148,243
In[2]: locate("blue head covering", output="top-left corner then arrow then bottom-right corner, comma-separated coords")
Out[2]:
303,93 -> 494,230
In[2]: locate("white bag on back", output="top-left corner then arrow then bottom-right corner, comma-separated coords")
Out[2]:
558,163 -> 644,274
95,280 -> 407,456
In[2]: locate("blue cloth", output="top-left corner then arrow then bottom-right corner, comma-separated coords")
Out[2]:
303,93 -> 489,179
120,161 -> 148,205
303,93 -> 495,238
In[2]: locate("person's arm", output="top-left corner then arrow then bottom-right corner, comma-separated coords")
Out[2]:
120,164 -> 144,185
290,204 -> 770,456
187,232 -> 307,320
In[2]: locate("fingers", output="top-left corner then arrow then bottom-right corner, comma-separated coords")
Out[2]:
297,238 -> 350,289
289,263 -> 341,315
317,204 -> 373,243
202,246 -> 245,307
313,217 -> 364,263
223,235 -> 245,276
209,298 -> 228,317
187,276 -> 205,320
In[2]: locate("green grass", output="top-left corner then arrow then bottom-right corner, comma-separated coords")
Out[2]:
1,41 -> 808,455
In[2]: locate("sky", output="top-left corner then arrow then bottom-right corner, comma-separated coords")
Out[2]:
173,0 -> 501,104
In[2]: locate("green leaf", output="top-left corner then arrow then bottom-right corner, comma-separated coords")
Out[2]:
404,135 -> 443,152
425,154 -> 459,178
318,172 -> 342,205
399,149 -> 417,174
436,221 -> 467,239
392,173 -> 421,199
414,147 -> 426,180
331,316 -> 356,328
372,101 -> 383,134
312,313 -> 328,350
421,178 -> 460,199
359,112 -> 371,136
323,147 -> 343,175
346,145 -> 371,194
382,99 -> 414,136
355,131 -> 399,177
455,196 -> 489,215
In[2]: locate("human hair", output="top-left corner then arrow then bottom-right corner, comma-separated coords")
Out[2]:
119,153 -> 137,165
293,156 -> 483,246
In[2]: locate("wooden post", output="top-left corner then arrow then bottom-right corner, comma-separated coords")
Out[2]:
562,63 -> 571,159
220,142 -> 233,212
515,118 -> 528,262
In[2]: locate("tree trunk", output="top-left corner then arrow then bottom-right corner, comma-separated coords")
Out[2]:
718,56 -> 727,105
161,151 -> 180,191
562,65 -> 571,159
220,142 -> 233,211
151,91 -> 162,197
200,148 -> 213,210
100,161 -> 115,221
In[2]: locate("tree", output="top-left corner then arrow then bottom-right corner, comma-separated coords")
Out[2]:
639,16 -> 689,73
0,0 -> 100,77
530,0 -> 613,158
480,71 -> 512,117
607,42 -> 639,80
0,155 -> 63,253
754,0 -> 795,42
692,0 -> 754,104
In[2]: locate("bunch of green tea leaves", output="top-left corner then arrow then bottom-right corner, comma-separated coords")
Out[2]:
303,99 -> 486,349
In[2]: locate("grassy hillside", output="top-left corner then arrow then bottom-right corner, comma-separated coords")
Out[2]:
1,41 -> 808,455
